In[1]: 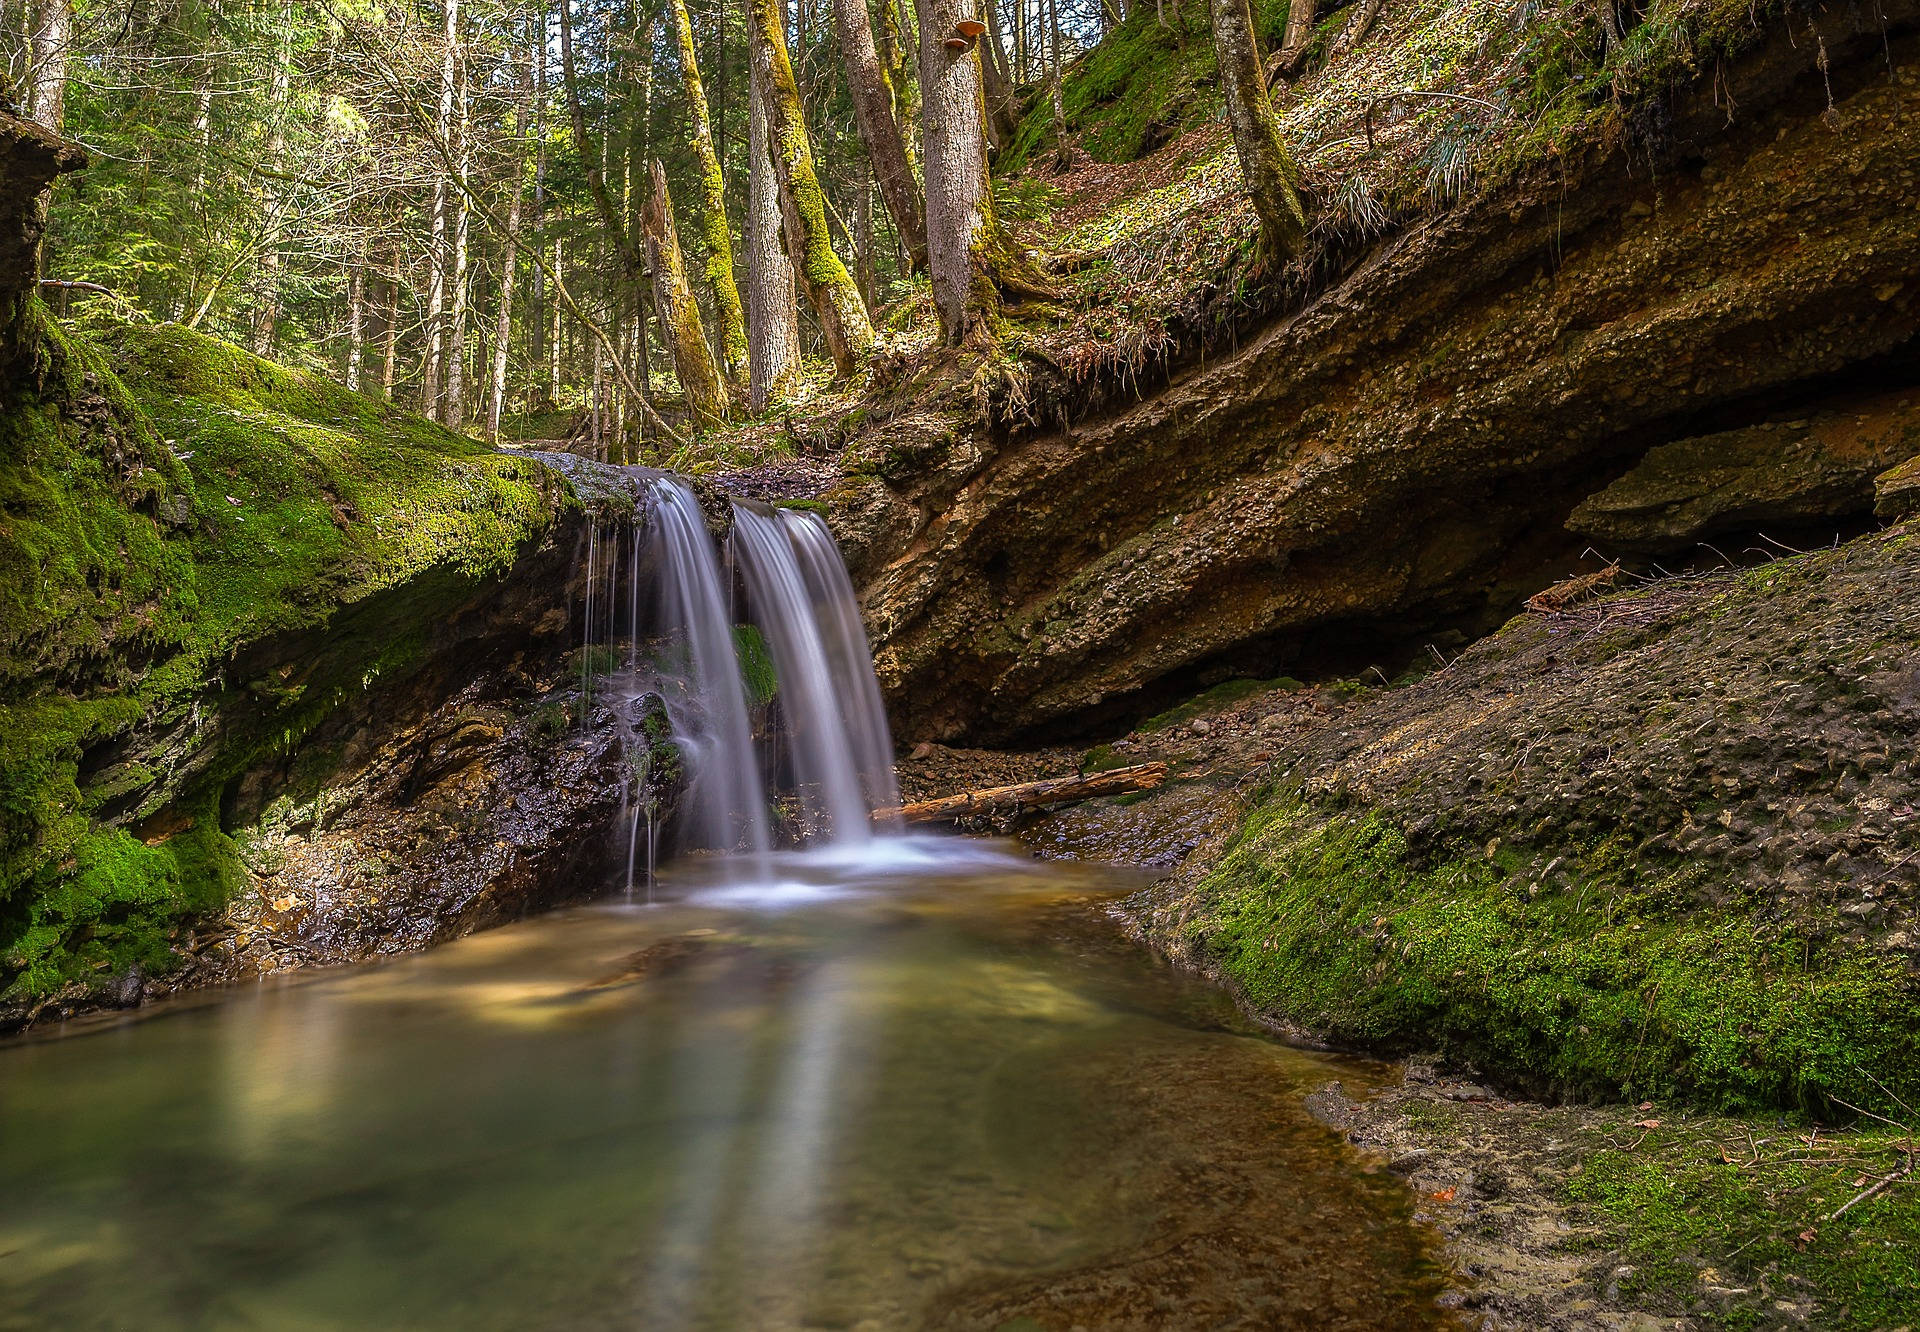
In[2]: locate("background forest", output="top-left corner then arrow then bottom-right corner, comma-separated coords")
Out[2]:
4,0 -> 1115,445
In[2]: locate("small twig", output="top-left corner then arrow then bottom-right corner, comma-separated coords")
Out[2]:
1825,1163 -> 1913,1221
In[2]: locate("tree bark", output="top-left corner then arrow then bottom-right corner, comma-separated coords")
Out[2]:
749,0 -> 875,375
344,258 -> 365,391
487,169 -> 525,443
915,0 -> 1001,346
25,0 -> 71,132
1275,0 -> 1316,80
643,159 -> 730,428
666,0 -> 748,379
876,0 -> 919,173
528,8 -> 550,409
979,0 -> 1021,147
831,0 -> 928,273
1047,0 -> 1068,169
746,50 -> 801,412
1211,0 -> 1307,260
877,762 -> 1168,824
381,249 -> 400,398
445,81 -> 473,430
421,0 -> 461,417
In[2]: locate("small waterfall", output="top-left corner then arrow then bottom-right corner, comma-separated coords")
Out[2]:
647,479 -> 773,864
732,504 -> 901,843
572,473 -> 902,891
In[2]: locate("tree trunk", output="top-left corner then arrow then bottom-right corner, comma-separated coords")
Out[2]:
832,0 -> 928,273
421,0 -> 461,418
915,0 -> 1000,347
748,0 -> 875,375
852,167 -> 877,312
1275,0 -> 1316,79
549,236 -> 563,406
1211,0 -> 1306,260
487,170 -> 525,444
558,0 -> 644,278
381,249 -> 401,398
1047,0 -> 1068,169
666,0 -> 748,380
746,50 -> 801,413
528,8 -> 549,409
643,160 -> 730,428
345,258 -> 365,391
445,83 -> 473,430
979,0 -> 1021,147
251,0 -> 294,358
25,0 -> 71,132
876,0 -> 919,174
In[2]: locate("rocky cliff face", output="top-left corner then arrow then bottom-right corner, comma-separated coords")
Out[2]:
849,2 -> 1920,744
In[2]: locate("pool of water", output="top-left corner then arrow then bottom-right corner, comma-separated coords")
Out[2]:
1,839 -> 1455,1330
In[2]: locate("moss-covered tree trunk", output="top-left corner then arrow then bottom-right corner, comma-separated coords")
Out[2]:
1210,0 -> 1307,261
643,160 -> 730,428
747,0 -> 875,375
666,0 -> 748,381
746,49 -> 801,411
831,0 -> 929,273
914,0 -> 1001,347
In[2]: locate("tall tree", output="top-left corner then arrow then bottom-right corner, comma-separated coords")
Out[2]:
421,0 -> 462,417
978,1 -> 1020,146
1210,0 -> 1306,259
745,49 -> 800,411
748,0 -> 874,374
831,0 -> 927,272
665,0 -> 748,378
642,159 -> 730,427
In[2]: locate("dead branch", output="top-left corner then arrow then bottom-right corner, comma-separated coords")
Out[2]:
878,762 -> 1169,824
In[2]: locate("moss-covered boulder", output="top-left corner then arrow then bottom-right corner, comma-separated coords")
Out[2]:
0,311 -> 579,1015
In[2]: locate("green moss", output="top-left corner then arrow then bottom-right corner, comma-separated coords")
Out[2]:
1567,1121 -> 1920,1331
1,311 -> 572,1003
1140,676 -> 1300,731
1181,793 -> 1920,1114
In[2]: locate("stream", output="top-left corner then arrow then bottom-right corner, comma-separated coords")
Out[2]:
0,839 -> 1456,1330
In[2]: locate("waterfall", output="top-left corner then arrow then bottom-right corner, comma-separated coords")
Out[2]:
731,504 -> 902,845
646,479 -> 773,865
573,473 -> 902,892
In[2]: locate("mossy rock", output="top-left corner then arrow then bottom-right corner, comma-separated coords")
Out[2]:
0,311 -> 574,1005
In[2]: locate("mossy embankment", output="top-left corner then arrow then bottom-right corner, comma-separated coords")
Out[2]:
1130,529 -> 1920,1118
0,309 -> 574,1014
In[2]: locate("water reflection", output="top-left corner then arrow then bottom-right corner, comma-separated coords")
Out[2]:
1,842 -> 1456,1330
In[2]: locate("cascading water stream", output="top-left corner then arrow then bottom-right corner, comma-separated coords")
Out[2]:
575,473 -> 905,895
730,504 -> 901,845
646,478 -> 773,870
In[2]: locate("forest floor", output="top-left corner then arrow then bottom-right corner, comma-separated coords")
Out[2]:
894,522 -> 1920,1331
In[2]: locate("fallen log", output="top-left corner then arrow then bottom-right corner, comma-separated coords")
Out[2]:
878,762 -> 1169,825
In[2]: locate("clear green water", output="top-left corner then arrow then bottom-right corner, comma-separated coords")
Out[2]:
1,843 -> 1454,1330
